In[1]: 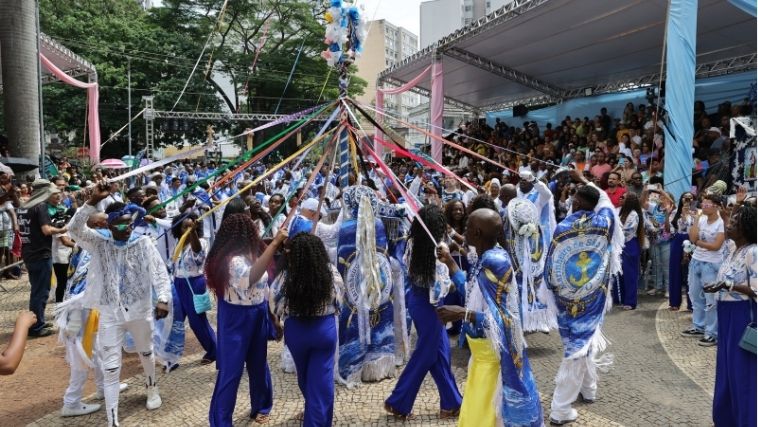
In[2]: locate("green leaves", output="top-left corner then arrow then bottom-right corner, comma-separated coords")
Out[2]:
30,0 -> 366,159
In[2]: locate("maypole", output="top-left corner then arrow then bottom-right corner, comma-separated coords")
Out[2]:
321,1 -> 366,188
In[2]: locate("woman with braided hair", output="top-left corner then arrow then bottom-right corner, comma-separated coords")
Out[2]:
384,205 -> 462,420
206,213 -> 287,426
270,233 -> 343,427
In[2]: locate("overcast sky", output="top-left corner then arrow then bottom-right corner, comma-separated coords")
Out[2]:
365,0 -> 423,36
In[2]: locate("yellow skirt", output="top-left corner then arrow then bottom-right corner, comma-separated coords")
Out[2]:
459,336 -> 500,427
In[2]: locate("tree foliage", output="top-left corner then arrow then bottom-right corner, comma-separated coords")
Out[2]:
9,0 -> 366,159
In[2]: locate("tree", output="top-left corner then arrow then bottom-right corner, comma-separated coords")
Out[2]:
14,0 -> 367,160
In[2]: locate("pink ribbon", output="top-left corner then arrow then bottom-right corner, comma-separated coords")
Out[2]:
39,54 -> 101,164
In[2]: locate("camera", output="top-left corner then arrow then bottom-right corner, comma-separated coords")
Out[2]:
51,208 -> 73,229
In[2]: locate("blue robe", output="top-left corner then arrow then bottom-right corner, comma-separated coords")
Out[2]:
336,217 -> 396,384
544,207 -> 616,359
452,247 -> 543,426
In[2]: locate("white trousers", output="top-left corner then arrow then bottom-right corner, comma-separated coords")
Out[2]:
549,356 -> 598,421
98,316 -> 155,425
63,338 -> 104,407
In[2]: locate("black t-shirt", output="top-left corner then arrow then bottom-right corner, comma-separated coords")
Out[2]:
18,203 -> 53,262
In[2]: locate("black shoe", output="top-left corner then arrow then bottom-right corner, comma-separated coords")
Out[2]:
550,418 -> 575,425
29,327 -> 54,338
697,336 -> 717,347
680,328 -> 704,337
578,393 -> 596,404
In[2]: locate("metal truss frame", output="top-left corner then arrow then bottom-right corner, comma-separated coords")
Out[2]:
38,33 -> 97,84
378,0 -> 553,81
142,96 -> 327,158
479,53 -> 758,112
444,47 -> 564,97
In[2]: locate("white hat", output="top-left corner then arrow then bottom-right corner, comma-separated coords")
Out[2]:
301,198 -> 327,216
708,127 -> 722,135
519,170 -> 536,182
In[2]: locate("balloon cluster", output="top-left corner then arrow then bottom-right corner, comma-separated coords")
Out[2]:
321,0 -> 367,67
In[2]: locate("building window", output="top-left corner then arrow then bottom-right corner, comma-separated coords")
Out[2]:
464,5 -> 472,11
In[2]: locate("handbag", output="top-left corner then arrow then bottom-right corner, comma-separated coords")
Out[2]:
186,278 -> 212,314
739,300 -> 756,355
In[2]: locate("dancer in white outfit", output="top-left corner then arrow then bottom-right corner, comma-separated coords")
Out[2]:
68,185 -> 171,426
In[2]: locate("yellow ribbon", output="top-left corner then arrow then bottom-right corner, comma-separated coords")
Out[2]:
82,309 -> 99,359
172,127 -> 336,261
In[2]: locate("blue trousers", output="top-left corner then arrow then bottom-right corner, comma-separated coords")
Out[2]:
713,300 -> 756,427
209,299 -> 272,427
668,233 -> 692,310
26,258 -> 52,332
614,237 -> 640,308
688,259 -> 719,338
285,315 -> 337,427
385,286 -> 462,416
174,275 -> 217,360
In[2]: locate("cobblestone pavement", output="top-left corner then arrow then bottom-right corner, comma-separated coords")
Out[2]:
0,274 -> 715,427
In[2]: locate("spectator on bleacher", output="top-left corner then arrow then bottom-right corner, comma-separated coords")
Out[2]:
590,152 -> 612,181
605,172 -> 626,208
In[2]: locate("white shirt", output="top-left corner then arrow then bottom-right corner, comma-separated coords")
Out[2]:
692,216 -> 725,263
621,211 -> 639,242
68,204 -> 171,321
173,238 -> 208,278
96,194 -> 122,212
224,255 -> 268,306
133,218 -> 175,266
52,232 -> 73,264
717,244 -> 757,302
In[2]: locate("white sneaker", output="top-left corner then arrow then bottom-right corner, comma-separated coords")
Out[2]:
61,402 -> 101,417
146,385 -> 162,410
94,383 -> 129,400
549,408 -> 578,425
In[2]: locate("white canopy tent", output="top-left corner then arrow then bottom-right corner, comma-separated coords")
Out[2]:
378,0 -> 756,112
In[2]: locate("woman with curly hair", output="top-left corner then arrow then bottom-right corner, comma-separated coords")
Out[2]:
206,213 -> 287,426
270,233 -> 343,426
704,204 -> 756,426
384,205 -> 462,420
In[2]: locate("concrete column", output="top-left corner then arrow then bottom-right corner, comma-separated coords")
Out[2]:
0,0 -> 41,170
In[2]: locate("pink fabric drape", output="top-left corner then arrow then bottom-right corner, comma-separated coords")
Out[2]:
430,59 -> 443,163
39,54 -> 101,163
374,65 -> 432,158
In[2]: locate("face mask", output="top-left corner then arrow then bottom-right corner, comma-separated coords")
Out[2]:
112,223 -> 133,232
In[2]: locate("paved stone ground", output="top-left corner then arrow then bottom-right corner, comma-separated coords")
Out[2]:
0,274 -> 716,427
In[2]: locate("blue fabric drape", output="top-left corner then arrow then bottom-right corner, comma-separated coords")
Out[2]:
728,0 -> 757,17
663,0 -> 698,200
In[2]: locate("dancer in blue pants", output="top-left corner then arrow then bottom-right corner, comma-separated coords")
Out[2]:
385,205 -> 462,420
271,233 -> 344,427
205,213 -> 287,426
704,204 -> 756,427
171,215 -> 216,365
